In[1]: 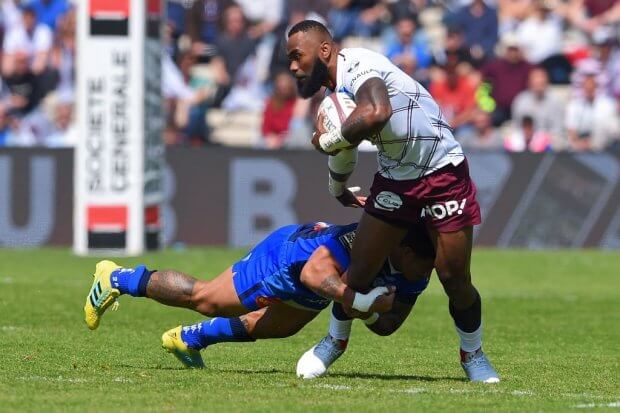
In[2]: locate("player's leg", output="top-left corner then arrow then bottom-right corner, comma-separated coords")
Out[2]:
149,266 -> 249,317
430,227 -> 499,383
364,243 -> 434,336
84,261 -> 248,330
297,244 -> 432,379
327,211 -> 408,351
163,303 -> 320,368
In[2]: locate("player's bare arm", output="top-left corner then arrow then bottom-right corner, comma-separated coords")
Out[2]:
340,78 -> 392,146
299,246 -> 395,313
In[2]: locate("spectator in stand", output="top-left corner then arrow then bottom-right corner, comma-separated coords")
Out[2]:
385,15 -> 432,84
0,103 -> 9,146
497,0 -> 533,33
25,0 -> 69,30
591,27 -> 620,99
446,0 -> 499,63
187,0 -> 234,52
3,51 -> 43,115
210,4 -> 257,107
565,74 -> 620,151
433,27 -> 476,68
504,115 -> 552,152
167,0 -> 190,41
458,108 -> 504,150
563,0 -> 620,34
328,0 -> 388,41
162,51 -> 213,146
480,32 -> 533,125
2,5 -> 52,77
43,90 -> 75,147
288,0 -> 332,18
429,62 -> 478,132
1,0 -> 23,34
388,0 -> 425,22
49,6 -> 74,95
235,0 -> 285,39
515,0 -> 562,64
261,71 -> 297,149
511,67 -> 564,146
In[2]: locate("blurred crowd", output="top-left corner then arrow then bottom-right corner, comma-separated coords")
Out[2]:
0,0 -> 619,151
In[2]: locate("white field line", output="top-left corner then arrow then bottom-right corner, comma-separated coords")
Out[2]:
307,382 -> 617,404
17,375 -> 90,383
16,375 -> 135,384
573,401 -> 620,409
312,384 -> 352,391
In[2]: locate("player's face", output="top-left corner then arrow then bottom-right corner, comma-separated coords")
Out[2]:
287,32 -> 330,98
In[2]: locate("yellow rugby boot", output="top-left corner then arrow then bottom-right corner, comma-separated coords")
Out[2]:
84,260 -> 121,330
162,326 -> 205,368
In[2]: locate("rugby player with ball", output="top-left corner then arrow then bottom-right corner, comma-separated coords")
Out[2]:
286,20 -> 499,383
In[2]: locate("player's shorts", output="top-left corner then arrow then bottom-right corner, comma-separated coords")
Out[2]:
232,260 -> 331,312
231,229 -> 331,312
232,264 -> 331,312
365,159 -> 481,233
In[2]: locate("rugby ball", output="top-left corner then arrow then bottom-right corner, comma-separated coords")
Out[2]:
317,93 -> 356,132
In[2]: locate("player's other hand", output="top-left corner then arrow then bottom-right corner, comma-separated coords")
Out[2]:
343,286 -> 396,317
336,186 -> 366,208
368,285 -> 395,313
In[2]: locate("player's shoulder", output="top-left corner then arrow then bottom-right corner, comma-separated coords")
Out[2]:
339,47 -> 386,67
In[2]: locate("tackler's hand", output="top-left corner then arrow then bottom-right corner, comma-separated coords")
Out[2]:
336,186 -> 367,208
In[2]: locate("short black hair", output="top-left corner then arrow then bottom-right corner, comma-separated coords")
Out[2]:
288,19 -> 332,39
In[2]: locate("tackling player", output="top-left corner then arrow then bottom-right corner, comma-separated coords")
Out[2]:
286,20 -> 499,382
83,222 -> 430,368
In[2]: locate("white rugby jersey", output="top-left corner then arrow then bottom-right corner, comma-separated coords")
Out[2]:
334,48 -> 465,180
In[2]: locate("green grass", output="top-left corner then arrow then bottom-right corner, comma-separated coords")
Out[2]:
0,248 -> 618,412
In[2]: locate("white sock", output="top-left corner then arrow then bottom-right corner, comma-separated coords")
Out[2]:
455,324 -> 482,353
329,313 -> 353,341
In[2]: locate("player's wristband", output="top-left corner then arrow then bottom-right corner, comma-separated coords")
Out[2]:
363,312 -> 380,326
351,287 -> 388,312
319,129 -> 351,153
328,175 -> 346,197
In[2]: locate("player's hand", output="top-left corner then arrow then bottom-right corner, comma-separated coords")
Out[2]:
336,186 -> 367,208
311,131 -> 341,156
312,113 -> 341,156
342,286 -> 396,317
368,285 -> 395,313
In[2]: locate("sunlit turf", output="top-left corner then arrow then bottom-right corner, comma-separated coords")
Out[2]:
0,248 -> 618,412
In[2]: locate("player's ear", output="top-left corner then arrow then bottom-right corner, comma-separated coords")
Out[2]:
319,41 -> 332,60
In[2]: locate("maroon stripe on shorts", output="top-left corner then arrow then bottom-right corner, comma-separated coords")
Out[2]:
329,94 -> 347,124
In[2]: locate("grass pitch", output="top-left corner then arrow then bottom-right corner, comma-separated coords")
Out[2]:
0,248 -> 618,412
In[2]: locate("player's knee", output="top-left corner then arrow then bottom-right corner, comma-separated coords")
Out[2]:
191,281 -> 219,316
437,270 -> 471,296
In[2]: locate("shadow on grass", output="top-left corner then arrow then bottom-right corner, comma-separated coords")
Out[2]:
114,364 -> 466,383
329,372 -> 467,383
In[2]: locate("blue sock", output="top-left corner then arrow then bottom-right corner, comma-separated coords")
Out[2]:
110,265 -> 153,297
181,317 -> 255,350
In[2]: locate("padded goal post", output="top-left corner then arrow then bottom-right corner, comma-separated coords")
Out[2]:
74,0 -> 165,256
